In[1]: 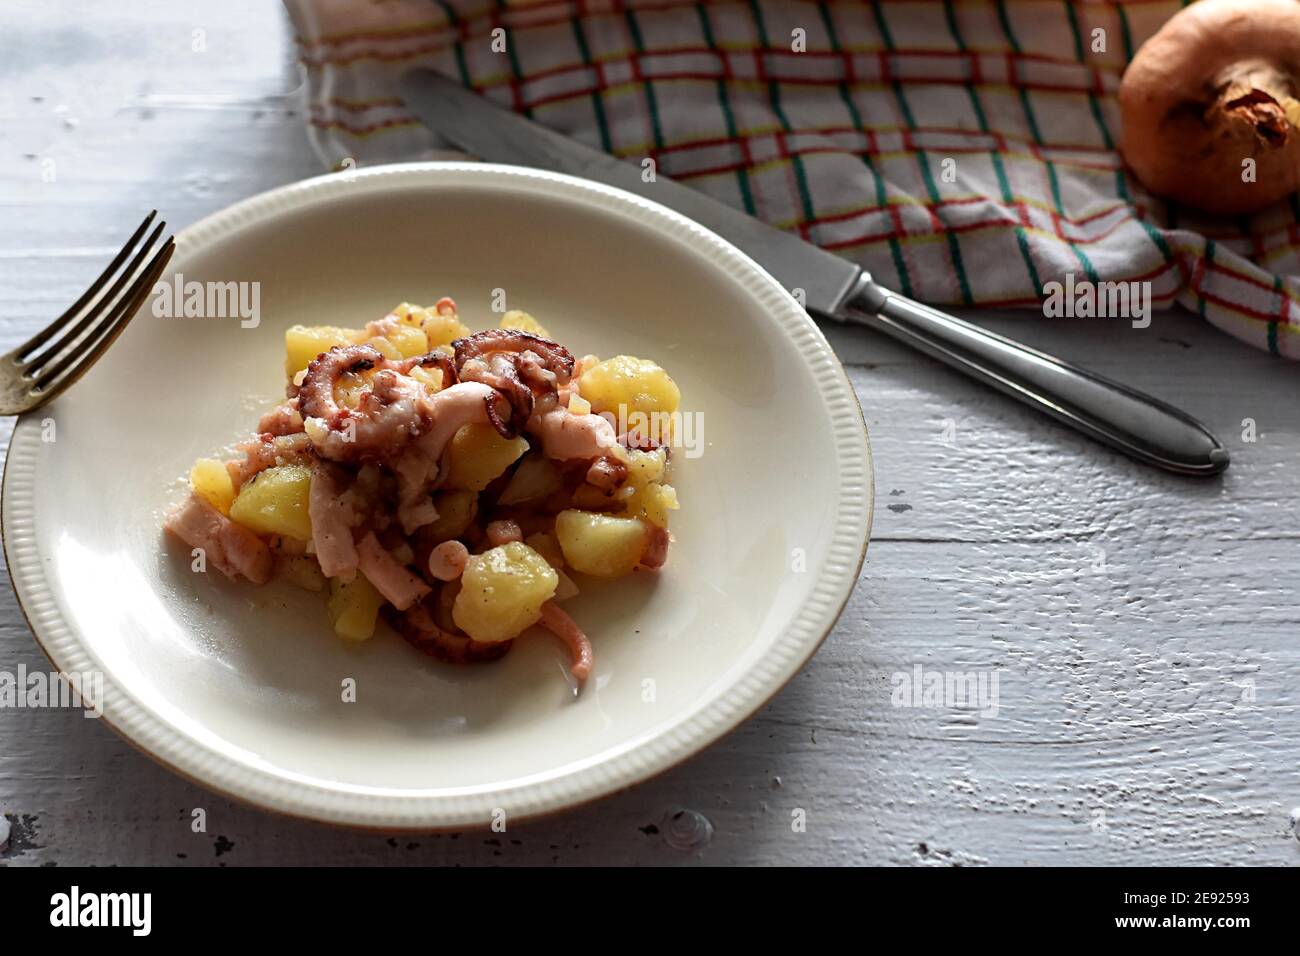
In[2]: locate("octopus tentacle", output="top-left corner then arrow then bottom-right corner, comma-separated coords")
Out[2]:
427,540 -> 470,581
452,329 -> 575,384
257,398 -> 303,437
483,391 -> 516,438
390,382 -> 510,531
297,344 -> 385,426
586,455 -> 628,491
299,344 -> 511,462
398,351 -> 459,387
459,354 -> 534,433
538,601 -> 593,682
515,351 -> 558,393
527,404 -> 620,461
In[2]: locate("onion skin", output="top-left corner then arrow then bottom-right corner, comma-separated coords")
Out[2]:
1119,0 -> 1300,215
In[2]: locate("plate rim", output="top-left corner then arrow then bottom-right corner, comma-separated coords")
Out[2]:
1,161 -> 874,829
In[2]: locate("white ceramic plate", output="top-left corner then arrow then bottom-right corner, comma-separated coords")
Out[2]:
3,163 -> 872,829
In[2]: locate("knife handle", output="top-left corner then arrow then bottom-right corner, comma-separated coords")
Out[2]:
839,279 -> 1229,476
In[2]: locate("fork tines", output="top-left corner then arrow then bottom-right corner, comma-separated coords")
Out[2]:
7,211 -> 175,411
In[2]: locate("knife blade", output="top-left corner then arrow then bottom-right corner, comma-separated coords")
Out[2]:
399,69 -> 1229,476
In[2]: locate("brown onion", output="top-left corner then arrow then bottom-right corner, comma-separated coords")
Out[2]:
1119,0 -> 1300,215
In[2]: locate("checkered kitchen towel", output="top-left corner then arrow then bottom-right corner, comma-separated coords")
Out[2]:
284,0 -> 1300,360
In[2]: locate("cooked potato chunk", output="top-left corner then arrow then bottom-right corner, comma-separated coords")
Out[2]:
190,457 -> 235,515
366,336 -> 402,361
285,324 -> 361,377
228,464 -> 313,540
618,447 -> 674,527
443,423 -> 529,492
419,307 -> 471,349
422,490 -> 477,544
499,309 -> 551,339
327,573 -> 385,642
625,447 -> 666,486
498,454 -> 562,505
524,531 -> 564,569
377,323 -> 429,358
452,542 -> 558,643
408,365 -> 443,393
623,481 -> 678,529
555,509 -> 648,577
385,302 -> 421,326
578,355 -> 680,417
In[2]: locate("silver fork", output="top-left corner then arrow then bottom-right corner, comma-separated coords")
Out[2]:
1,211 -> 175,415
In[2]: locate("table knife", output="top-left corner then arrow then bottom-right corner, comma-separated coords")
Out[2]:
399,69 -> 1229,476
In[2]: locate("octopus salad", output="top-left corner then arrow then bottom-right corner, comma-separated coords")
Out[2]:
165,300 -> 681,684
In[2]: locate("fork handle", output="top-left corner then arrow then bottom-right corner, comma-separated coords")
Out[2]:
840,280 -> 1229,476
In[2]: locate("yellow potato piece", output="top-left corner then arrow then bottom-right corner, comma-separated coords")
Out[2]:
452,542 -> 558,643
285,324 -> 361,377
443,423 -> 528,492
421,490 -> 477,544
382,323 -> 430,358
190,457 -> 235,515
327,573 -> 385,643
615,448 -> 675,528
555,509 -> 648,578
625,447 -> 666,486
367,336 -> 402,361
385,302 -> 421,326
499,309 -> 551,339
497,454 -> 562,505
623,481 -> 678,529
524,531 -> 564,569
228,464 -> 314,540
420,308 -> 471,349
408,365 -> 444,393
578,355 -> 680,418
332,370 -> 369,410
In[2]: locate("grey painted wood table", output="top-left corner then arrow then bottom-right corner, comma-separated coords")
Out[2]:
2,2 -> 1298,867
